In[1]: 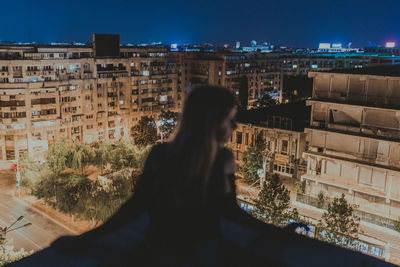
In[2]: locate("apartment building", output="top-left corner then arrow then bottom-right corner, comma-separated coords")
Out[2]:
229,102 -> 309,178
299,66 -> 400,262
0,37 -> 181,161
281,53 -> 400,76
174,51 -> 282,104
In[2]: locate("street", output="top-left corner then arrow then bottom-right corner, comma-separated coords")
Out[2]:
0,166 -> 75,253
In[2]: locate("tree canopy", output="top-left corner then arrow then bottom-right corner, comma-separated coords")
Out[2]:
239,131 -> 266,183
253,173 -> 299,227
131,116 -> 157,146
0,238 -> 32,266
318,194 -> 360,248
46,138 -> 72,176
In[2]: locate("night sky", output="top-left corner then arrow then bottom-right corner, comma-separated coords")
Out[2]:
1,0 -> 399,47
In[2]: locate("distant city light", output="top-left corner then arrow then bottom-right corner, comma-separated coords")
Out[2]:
318,43 -> 330,49
332,43 -> 342,49
170,43 -> 178,51
386,42 -> 396,48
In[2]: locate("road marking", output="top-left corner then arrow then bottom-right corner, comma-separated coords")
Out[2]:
0,217 -> 43,250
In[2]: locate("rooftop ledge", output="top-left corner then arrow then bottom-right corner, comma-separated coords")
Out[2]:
11,213 -> 395,266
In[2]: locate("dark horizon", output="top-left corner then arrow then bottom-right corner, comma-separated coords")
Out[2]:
0,0 -> 398,48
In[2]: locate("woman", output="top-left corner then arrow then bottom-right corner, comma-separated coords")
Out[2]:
54,85 -> 280,265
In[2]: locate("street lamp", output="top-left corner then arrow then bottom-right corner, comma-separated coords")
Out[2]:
0,216 -> 32,253
16,159 -> 21,198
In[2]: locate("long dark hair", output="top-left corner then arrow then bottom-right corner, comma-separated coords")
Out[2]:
153,85 -> 237,208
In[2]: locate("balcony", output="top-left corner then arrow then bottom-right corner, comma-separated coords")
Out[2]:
296,193 -> 397,231
31,98 -> 56,105
97,66 -> 127,72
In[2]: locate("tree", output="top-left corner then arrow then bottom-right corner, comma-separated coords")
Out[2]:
55,174 -> 88,222
108,174 -> 134,208
33,173 -> 58,206
19,155 -> 50,189
46,138 -> 73,176
318,194 -> 360,248
253,173 -> 299,227
239,132 -> 266,183
131,116 -> 157,147
78,176 -> 134,227
126,144 -> 152,170
70,143 -> 95,175
110,137 -> 135,171
0,237 -> 32,266
94,140 -> 113,174
159,111 -> 179,139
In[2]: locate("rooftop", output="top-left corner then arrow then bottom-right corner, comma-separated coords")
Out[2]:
11,214 -> 395,267
315,65 -> 400,77
237,101 -> 310,131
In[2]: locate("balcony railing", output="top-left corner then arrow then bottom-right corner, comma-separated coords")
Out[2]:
296,193 -> 397,230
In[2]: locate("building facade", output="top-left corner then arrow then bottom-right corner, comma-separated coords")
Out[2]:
281,53 -> 400,76
176,52 -> 283,104
0,41 -> 285,161
0,44 -> 181,161
300,66 -> 400,262
229,118 -> 308,179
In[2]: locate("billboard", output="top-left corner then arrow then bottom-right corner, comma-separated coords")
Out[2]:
93,34 -> 120,58
386,42 -> 396,48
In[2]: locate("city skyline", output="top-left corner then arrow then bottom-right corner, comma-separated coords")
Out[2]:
1,0 -> 399,47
